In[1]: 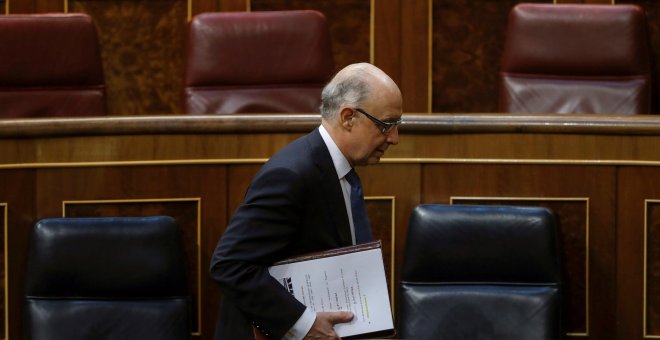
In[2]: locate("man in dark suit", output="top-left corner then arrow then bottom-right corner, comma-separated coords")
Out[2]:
210,62 -> 402,340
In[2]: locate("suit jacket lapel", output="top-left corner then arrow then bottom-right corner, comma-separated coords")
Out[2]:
308,129 -> 353,246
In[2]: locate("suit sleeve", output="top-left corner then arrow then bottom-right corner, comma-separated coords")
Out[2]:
210,165 -> 308,339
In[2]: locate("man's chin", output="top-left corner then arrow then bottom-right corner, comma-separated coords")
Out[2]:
367,156 -> 382,165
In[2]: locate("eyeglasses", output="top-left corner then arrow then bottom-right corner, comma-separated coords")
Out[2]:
354,108 -> 402,135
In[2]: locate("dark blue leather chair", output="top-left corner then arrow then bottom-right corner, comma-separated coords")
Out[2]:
24,216 -> 190,340
399,204 -> 563,340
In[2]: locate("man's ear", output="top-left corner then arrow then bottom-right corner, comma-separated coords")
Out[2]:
339,107 -> 355,129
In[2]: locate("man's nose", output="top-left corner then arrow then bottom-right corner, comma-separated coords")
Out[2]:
387,126 -> 399,145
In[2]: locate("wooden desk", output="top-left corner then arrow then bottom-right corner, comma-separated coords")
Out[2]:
1,113 -> 659,339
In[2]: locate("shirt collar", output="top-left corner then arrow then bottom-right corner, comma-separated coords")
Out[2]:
319,124 -> 352,179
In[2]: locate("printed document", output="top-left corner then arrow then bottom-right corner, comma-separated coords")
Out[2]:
268,246 -> 393,337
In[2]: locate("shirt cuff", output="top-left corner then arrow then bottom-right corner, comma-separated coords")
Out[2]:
282,308 -> 316,340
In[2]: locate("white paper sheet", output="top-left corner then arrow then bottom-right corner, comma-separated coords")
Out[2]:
268,247 -> 393,337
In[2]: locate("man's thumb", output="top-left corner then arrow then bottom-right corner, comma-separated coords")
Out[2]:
329,311 -> 354,324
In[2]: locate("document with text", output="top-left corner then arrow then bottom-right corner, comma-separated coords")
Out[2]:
268,242 -> 394,337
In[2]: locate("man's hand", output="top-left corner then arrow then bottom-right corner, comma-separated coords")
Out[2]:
304,311 -> 354,339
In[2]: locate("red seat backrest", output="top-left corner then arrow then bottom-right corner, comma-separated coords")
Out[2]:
0,14 -> 106,117
499,4 -> 651,115
183,10 -> 335,114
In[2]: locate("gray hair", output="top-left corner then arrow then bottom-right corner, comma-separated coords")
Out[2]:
319,68 -> 371,119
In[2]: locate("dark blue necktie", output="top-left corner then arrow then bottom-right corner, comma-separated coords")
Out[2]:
345,169 -> 372,244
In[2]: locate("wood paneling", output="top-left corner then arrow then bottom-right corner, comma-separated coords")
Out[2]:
2,115 -> 660,339
373,0 -> 401,87
365,198 -> 394,299
71,0 -> 187,115
0,203 -> 5,340
401,0 -> 430,112
646,202 -> 660,336
617,167 -> 660,340
193,0 -> 247,14
6,0 -> 62,14
0,170 -> 34,339
361,164 -> 422,315
431,0 -> 548,113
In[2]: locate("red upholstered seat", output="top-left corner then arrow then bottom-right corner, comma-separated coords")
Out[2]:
0,14 -> 106,117
499,4 -> 651,115
183,11 -> 335,114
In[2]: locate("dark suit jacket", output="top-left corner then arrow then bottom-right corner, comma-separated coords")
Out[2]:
210,128 -> 354,339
